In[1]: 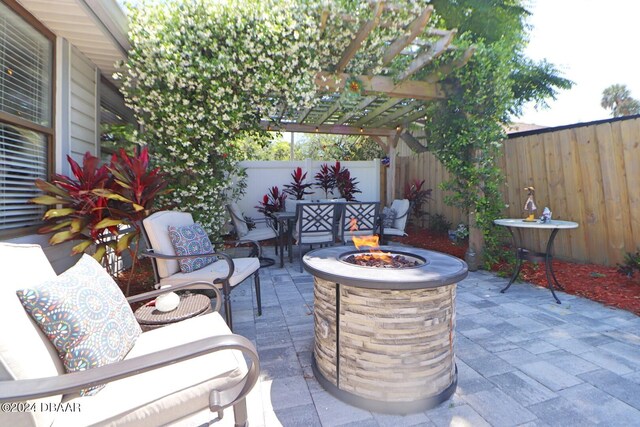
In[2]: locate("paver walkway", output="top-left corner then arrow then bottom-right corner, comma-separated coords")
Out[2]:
199,246 -> 640,427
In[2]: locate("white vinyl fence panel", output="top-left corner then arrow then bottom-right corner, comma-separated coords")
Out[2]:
237,159 -> 381,218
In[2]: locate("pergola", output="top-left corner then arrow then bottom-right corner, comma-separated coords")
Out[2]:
260,2 -> 473,198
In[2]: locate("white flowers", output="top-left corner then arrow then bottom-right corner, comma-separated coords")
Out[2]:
120,0 -> 427,237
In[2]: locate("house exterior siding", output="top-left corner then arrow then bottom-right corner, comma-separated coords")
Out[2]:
70,46 -> 98,160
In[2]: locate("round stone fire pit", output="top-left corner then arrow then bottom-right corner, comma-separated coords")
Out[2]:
303,245 -> 468,414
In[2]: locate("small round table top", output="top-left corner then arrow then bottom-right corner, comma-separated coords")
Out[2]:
494,218 -> 579,230
135,293 -> 211,326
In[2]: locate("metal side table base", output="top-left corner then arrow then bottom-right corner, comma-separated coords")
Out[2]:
495,219 -> 579,305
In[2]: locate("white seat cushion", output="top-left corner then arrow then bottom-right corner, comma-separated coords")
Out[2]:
159,257 -> 259,288
243,226 -> 276,241
382,227 -> 407,237
0,243 -> 66,427
390,199 -> 410,231
54,313 -> 247,427
143,211 -> 195,278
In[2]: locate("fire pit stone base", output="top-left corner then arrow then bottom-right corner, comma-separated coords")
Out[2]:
314,278 -> 456,405
304,245 -> 467,414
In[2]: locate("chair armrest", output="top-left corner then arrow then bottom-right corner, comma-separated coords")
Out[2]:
0,334 -> 260,414
127,280 -> 223,313
394,208 -> 410,220
142,250 -> 235,285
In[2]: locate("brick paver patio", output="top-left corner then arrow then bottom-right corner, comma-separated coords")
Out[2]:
198,245 -> 640,427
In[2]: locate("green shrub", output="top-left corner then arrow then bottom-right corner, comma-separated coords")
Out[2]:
429,214 -> 451,234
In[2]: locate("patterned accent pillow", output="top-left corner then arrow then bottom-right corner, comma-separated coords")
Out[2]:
16,254 -> 141,395
382,207 -> 397,228
168,223 -> 216,273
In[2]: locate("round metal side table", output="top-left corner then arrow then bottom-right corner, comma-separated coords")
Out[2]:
134,293 -> 213,332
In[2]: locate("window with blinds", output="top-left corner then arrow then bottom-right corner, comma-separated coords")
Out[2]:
0,124 -> 47,230
0,2 -> 53,235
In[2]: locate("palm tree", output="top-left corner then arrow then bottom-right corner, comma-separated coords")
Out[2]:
601,84 -> 640,117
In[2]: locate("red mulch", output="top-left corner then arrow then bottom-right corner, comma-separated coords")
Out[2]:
393,226 -> 640,316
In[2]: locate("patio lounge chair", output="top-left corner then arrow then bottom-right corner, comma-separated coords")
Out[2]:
142,211 -> 261,330
0,242 -> 259,427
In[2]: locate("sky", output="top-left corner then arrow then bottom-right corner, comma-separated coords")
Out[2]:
517,0 -> 640,127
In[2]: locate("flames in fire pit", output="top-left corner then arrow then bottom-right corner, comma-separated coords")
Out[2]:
345,218 -> 421,268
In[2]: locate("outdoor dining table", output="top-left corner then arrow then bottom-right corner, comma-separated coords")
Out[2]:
494,218 -> 579,304
271,211 -> 296,268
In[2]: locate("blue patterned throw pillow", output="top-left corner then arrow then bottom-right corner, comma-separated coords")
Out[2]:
168,223 -> 217,273
382,207 -> 397,228
16,254 -> 141,395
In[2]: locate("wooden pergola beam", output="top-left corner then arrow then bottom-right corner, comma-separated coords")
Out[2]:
373,100 -> 421,127
297,107 -> 313,124
400,131 -> 428,153
317,102 -> 342,124
396,29 -> 457,82
334,96 -> 377,125
369,135 -> 390,153
315,72 -> 445,100
390,127 -> 402,148
381,6 -> 433,66
400,106 -> 430,124
260,121 -> 394,137
355,97 -> 403,126
319,9 -> 330,33
336,2 -> 385,73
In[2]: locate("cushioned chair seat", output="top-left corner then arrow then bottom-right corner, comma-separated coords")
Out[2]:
159,257 -> 260,288
381,227 -> 407,237
242,226 -> 277,242
294,231 -> 334,245
53,314 -> 247,427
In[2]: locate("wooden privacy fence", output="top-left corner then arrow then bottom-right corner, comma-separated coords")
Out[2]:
395,116 -> 640,266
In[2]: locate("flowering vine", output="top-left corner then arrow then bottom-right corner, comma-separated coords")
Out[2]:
118,0 -> 435,238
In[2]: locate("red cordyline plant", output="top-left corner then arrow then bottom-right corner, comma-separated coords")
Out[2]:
330,161 -> 361,201
283,167 -> 313,200
335,168 -> 361,201
256,186 -> 287,216
314,163 -> 335,199
31,148 -> 169,283
32,152 -> 115,262
404,178 -> 432,220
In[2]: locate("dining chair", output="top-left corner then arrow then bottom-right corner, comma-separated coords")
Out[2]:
379,199 -> 412,243
226,202 -> 278,251
293,202 -> 339,272
340,201 -> 381,244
